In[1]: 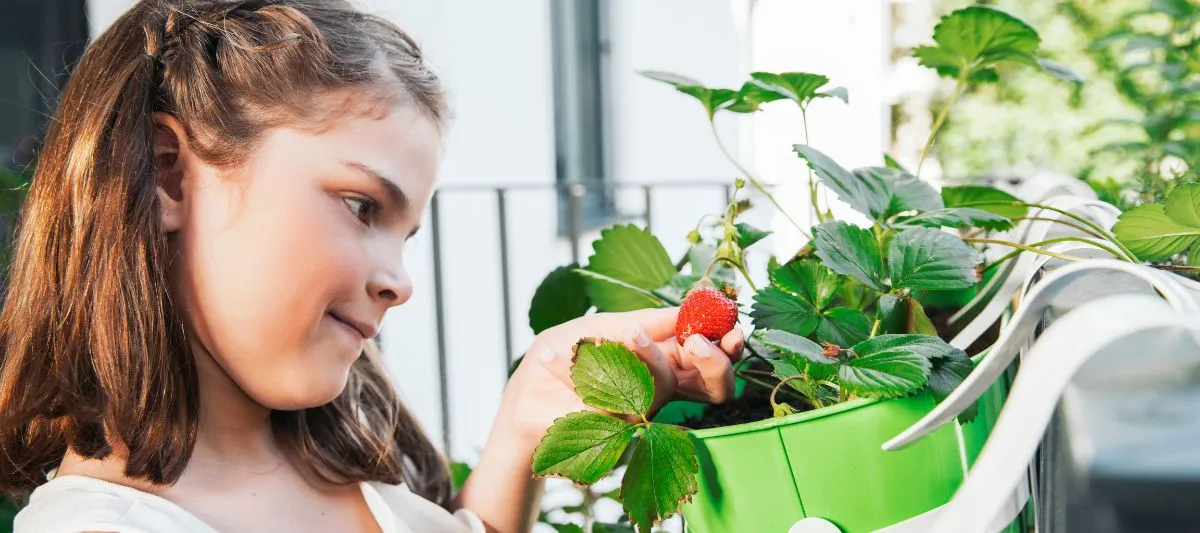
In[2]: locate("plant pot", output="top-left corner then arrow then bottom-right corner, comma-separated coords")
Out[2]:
682,377 -> 1019,533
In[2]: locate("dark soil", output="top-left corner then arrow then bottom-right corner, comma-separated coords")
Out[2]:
682,305 -> 1002,430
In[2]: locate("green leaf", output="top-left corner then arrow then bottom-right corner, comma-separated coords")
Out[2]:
529,265 -> 592,334
812,221 -> 887,293
587,225 -> 675,289
749,72 -> 833,106
929,349 -> 977,423
1113,204 -> 1200,261
862,167 -> 943,216
450,462 -> 473,491
750,287 -> 819,337
621,424 -> 699,532
1165,183 -> 1200,227
894,207 -> 1014,231
822,86 -> 850,104
841,335 -> 938,398
578,269 -> 665,312
883,153 -> 911,174
855,333 -> 965,361
906,298 -> 938,336
815,307 -> 871,347
770,258 -> 841,310
592,524 -> 636,533
735,222 -> 772,249
889,228 -> 981,291
913,6 -> 1040,82
532,411 -> 637,484
655,274 -> 702,303
941,185 -> 1027,219
793,145 -> 891,219
875,294 -> 908,335
755,329 -> 834,365
639,71 -> 742,119
572,340 -> 654,416
1036,58 -> 1084,83
549,524 -> 586,533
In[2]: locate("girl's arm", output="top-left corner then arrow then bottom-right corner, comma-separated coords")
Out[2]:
450,407 -> 544,533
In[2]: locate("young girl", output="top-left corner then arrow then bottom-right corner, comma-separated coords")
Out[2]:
0,1 -> 744,532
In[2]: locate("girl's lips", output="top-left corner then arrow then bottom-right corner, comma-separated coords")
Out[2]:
327,312 -> 374,340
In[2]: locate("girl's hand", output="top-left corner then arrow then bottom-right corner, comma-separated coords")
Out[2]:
497,307 -> 744,447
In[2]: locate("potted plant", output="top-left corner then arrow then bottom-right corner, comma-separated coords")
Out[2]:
521,5 -> 1122,532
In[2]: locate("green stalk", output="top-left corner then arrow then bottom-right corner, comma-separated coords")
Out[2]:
710,119 -> 811,239
917,67 -> 969,179
965,238 -> 1089,264
800,107 -> 827,224
1012,216 -> 1110,241
980,236 -> 1133,274
960,200 -> 1139,262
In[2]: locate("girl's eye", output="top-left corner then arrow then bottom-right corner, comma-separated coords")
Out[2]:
343,196 -> 380,224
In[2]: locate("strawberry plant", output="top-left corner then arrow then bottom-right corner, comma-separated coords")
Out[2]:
523,5 -> 1148,531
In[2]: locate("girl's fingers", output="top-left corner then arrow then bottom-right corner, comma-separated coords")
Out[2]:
625,326 -> 676,407
536,346 -> 574,389
681,334 -> 735,403
719,328 -> 746,362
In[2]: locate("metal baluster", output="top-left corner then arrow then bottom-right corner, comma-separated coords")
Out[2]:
568,184 -> 585,264
496,189 -> 515,372
643,184 -> 653,232
429,193 -> 452,455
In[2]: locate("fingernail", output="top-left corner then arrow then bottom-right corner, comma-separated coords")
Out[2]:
634,327 -> 651,348
537,347 -> 559,364
687,335 -> 712,358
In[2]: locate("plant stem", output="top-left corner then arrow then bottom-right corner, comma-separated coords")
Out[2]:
1150,264 -> 1200,272
965,238 -> 1088,264
981,236 -> 1132,273
917,68 -> 969,179
962,201 -> 1139,262
1012,216 -> 1111,241
737,372 -> 810,403
800,106 -> 826,224
710,119 -> 811,239
770,375 -> 817,410
736,263 -> 759,292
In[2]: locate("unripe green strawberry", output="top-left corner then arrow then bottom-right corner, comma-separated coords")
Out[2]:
675,285 -> 738,346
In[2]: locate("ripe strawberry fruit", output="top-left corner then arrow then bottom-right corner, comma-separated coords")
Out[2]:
675,285 -> 738,346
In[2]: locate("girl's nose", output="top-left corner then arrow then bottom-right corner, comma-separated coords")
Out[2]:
368,262 -> 413,308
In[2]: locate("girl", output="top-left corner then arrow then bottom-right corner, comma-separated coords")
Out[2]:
0,1 -> 744,532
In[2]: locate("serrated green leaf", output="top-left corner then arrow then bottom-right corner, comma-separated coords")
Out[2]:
639,70 -> 703,87
587,225 -> 675,289
532,411 -> 637,484
749,72 -> 832,106
793,145 -> 892,219
655,274 -> 703,303
770,258 -> 841,310
907,298 -> 938,336
889,228 -> 981,291
1113,204 -> 1200,261
914,5 -> 1040,81
573,340 -> 654,416
735,222 -> 772,249
812,221 -> 887,293
549,524 -> 586,533
841,334 -> 946,398
929,349 -> 977,423
578,269 -> 665,312
815,307 -> 871,347
767,357 -> 802,378
592,524 -> 636,533
529,265 -> 592,334
621,424 -> 699,532
756,329 -> 837,367
941,185 -> 1028,218
640,71 -> 747,119
450,462 -> 473,491
894,207 -> 1014,231
750,287 -> 819,337
858,167 -> 943,216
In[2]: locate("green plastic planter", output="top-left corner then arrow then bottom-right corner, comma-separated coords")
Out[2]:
681,376 -> 1017,533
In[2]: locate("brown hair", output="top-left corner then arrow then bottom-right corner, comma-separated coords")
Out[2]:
0,0 -> 451,504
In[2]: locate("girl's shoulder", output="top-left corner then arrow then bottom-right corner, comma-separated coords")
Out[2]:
14,475 -> 486,533
13,474 -> 215,533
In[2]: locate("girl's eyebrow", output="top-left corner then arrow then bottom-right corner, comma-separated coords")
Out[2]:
341,160 -> 410,210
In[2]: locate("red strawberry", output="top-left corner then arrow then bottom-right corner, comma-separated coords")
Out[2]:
675,285 -> 738,346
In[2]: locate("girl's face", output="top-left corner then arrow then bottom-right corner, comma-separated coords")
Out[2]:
162,103 -> 441,410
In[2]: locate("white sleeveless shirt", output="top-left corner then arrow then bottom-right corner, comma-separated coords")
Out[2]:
14,474 -> 485,533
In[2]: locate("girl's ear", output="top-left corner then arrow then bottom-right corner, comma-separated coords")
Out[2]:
152,112 -> 190,233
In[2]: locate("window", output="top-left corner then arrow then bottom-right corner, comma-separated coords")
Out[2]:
550,0 -> 615,236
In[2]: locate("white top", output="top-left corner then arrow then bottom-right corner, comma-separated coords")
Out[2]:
14,474 -> 485,533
